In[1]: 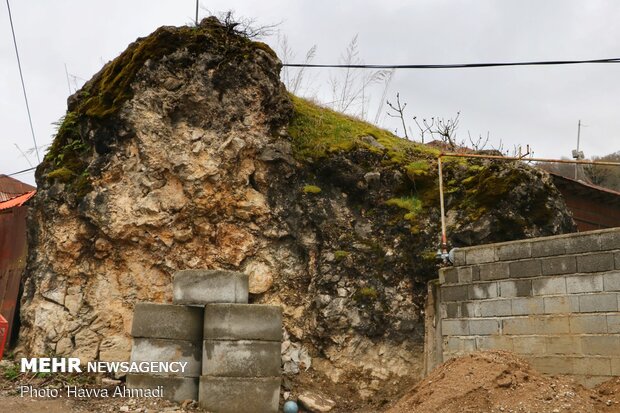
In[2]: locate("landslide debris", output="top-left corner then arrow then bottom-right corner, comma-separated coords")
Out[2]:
386,351 -> 618,413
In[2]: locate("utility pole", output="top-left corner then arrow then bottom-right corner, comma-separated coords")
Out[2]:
572,120 -> 585,180
195,0 -> 199,26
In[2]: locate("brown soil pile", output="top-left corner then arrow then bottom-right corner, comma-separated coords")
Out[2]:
386,351 -> 619,413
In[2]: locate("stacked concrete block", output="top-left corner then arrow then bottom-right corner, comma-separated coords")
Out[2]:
173,269 -> 248,305
199,304 -> 283,413
128,269 -> 252,403
127,303 -> 203,402
430,227 -> 620,386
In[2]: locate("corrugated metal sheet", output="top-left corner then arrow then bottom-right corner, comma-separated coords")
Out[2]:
551,173 -> 620,231
0,175 -> 35,194
0,191 -> 35,211
0,205 -> 28,344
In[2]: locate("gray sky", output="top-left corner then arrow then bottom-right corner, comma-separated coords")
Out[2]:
2,0 -> 619,185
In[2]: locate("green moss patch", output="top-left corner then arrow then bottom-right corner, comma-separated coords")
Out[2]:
303,185 -> 322,194
385,196 -> 423,221
353,286 -> 379,303
334,250 -> 350,260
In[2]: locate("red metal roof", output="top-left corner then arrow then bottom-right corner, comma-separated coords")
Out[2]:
0,175 -> 35,194
0,190 -> 36,211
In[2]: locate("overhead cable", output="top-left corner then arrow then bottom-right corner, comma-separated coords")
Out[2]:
282,57 -> 620,70
5,0 -> 40,163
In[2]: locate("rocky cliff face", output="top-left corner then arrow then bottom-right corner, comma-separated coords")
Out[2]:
20,17 -> 575,401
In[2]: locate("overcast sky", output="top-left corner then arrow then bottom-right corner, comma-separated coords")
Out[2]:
2,0 -> 619,185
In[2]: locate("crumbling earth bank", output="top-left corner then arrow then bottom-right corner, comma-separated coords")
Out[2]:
20,16 -> 575,404
386,351 -> 620,413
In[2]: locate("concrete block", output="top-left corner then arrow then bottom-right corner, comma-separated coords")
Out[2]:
479,262 -> 509,281
581,336 -> 620,356
529,357 -> 573,375
497,242 -> 531,261
603,271 -> 620,291
199,376 -> 280,413
544,296 -> 579,314
130,338 -> 201,377
579,293 -> 618,313
457,267 -> 475,284
479,299 -> 512,317
574,375 -> 613,388
131,303 -> 203,341
616,251 -> 620,270
573,357 -> 611,376
570,314 -> 608,334
126,374 -> 198,402
503,316 -> 569,335
545,336 -> 582,355
465,247 -> 496,265
468,283 -> 498,300
444,303 -> 459,319
511,297 -> 544,315
203,304 -> 282,341
531,239 -> 565,258
612,358 -> 620,375
600,231 -> 620,251
509,259 -> 542,279
468,319 -> 500,335
460,302 -> 480,318
532,276 -> 566,296
439,267 -> 458,284
472,266 -> 481,281
441,285 -> 469,302
173,270 -> 248,305
577,253 -> 615,273
452,249 -> 466,266
475,335 -> 513,351
444,337 -> 476,352
499,279 -> 532,298
441,319 -> 469,336
566,274 -> 603,294
542,256 -> 577,276
202,340 -> 281,377
513,336 -> 546,354
565,234 -> 601,254
608,314 -> 620,333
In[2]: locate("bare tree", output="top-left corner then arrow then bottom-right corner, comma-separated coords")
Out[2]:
413,116 -> 434,144
386,93 -> 409,140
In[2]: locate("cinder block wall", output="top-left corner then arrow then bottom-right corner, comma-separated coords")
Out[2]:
434,227 -> 620,386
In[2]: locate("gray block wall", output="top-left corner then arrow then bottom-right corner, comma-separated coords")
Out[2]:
431,227 -> 620,387
199,304 -> 282,413
128,303 -> 204,401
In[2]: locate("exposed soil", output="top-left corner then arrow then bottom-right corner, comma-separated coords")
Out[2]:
386,351 -> 620,413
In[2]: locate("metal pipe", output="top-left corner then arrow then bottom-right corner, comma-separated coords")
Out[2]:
439,152 -> 620,166
436,152 -> 620,259
438,157 -> 448,258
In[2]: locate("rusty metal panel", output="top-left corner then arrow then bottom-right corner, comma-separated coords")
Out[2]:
0,205 -> 28,344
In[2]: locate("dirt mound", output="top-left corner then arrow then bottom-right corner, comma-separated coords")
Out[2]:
386,351 -> 605,413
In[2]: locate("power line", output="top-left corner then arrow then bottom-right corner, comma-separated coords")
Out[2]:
282,57 -> 620,70
5,0 -> 40,163
7,166 -> 36,177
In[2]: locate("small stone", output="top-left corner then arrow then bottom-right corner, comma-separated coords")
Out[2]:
246,261 -> 273,294
119,406 -> 130,413
363,171 -> 381,187
298,391 -> 336,412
